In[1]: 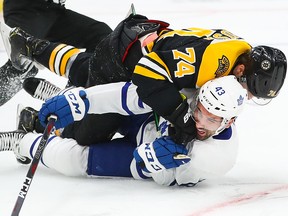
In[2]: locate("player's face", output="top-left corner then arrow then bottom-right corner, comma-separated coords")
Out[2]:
192,102 -> 223,140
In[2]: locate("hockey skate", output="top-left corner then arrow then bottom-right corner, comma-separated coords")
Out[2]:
9,27 -> 50,71
0,130 -> 31,164
16,105 -> 39,132
0,60 -> 38,106
23,77 -> 61,101
16,104 -> 45,133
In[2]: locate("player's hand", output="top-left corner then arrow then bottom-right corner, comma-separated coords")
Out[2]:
38,87 -> 89,129
164,99 -> 197,144
168,122 -> 197,145
133,136 -> 190,173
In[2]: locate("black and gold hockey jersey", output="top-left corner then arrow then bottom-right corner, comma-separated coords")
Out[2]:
33,18 -> 251,119
132,27 -> 251,116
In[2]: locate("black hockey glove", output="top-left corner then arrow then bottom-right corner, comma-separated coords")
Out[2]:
164,99 -> 197,145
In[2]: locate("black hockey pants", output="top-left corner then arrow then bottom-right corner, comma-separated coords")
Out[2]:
3,0 -> 129,146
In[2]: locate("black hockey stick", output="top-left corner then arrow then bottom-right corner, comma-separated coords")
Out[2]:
11,115 -> 57,216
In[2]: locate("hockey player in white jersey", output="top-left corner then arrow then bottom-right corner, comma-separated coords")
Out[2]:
0,76 -> 247,186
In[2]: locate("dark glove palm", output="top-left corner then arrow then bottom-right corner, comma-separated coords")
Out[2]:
164,100 -> 197,144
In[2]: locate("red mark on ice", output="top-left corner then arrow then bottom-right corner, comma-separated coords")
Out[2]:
189,184 -> 288,216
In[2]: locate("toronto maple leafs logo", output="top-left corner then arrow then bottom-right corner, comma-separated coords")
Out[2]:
215,55 -> 230,77
237,95 -> 244,106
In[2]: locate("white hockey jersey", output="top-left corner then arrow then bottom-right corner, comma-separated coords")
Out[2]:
19,81 -> 239,187
130,115 -> 239,186
81,81 -> 239,186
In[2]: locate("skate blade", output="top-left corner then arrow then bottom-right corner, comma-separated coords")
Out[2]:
0,21 -> 12,59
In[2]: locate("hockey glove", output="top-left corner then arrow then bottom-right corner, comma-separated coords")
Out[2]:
38,87 -> 89,129
133,136 -> 190,173
164,99 -> 197,145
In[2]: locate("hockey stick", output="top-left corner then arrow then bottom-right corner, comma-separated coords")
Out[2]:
11,115 -> 57,216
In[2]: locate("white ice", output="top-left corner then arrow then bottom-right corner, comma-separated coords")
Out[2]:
1,0 -> 288,215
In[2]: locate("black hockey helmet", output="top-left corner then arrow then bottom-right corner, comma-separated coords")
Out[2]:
246,45 -> 287,98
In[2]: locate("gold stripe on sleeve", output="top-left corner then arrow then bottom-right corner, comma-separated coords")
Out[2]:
49,44 -> 67,73
59,48 -> 81,76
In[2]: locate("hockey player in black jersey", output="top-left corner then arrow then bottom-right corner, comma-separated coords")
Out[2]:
3,1 -> 287,145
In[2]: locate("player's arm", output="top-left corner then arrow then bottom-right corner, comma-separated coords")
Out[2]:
38,82 -> 152,129
132,52 -> 183,116
174,126 -> 239,186
147,126 -> 238,187
85,81 -> 152,115
132,52 -> 197,144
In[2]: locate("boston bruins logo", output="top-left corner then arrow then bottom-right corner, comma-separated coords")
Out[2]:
215,55 -> 230,77
261,60 -> 271,70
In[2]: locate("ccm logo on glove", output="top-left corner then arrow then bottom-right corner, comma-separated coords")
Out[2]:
39,87 -> 89,129
133,136 -> 191,173
67,92 -> 83,115
143,143 -> 162,172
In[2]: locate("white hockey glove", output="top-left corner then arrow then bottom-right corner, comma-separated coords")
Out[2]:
38,87 -> 89,129
133,136 -> 190,173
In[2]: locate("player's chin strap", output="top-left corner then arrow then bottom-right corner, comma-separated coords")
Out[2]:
251,97 -> 272,106
237,75 -> 272,106
213,118 -> 230,136
237,75 -> 247,83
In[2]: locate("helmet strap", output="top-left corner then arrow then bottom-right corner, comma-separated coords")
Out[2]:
237,75 -> 247,83
214,118 -> 230,136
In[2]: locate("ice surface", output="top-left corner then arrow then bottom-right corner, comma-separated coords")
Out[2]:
1,0 -> 288,215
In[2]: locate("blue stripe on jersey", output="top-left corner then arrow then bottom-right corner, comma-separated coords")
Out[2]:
29,135 -> 58,167
121,82 -> 134,115
138,98 -> 144,108
41,135 -> 57,167
29,135 -> 42,159
135,162 -> 150,179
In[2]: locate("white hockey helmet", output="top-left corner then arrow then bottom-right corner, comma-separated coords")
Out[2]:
197,75 -> 248,134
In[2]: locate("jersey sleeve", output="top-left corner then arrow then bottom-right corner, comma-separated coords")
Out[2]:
196,38 -> 251,87
136,124 -> 239,186
132,52 -> 184,116
85,81 -> 152,115
174,124 -> 239,186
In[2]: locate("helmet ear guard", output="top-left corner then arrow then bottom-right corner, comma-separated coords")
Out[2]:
247,46 -> 287,99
